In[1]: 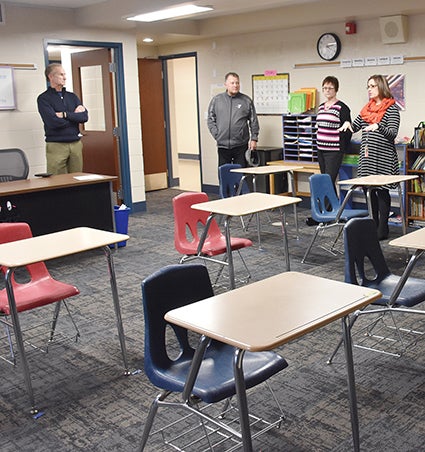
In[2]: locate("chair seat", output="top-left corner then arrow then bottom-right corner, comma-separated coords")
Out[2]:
184,236 -> 252,257
0,276 -> 79,315
362,274 -> 425,308
146,341 -> 288,404
313,208 -> 369,223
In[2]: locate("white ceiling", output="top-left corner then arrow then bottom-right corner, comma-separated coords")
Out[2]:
5,0 -> 425,45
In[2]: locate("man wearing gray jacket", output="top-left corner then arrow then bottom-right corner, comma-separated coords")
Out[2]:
207,72 -> 259,167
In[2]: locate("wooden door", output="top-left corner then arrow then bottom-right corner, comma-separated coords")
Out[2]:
71,49 -> 121,196
138,58 -> 168,191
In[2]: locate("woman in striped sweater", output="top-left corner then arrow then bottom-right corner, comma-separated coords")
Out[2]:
316,76 -> 352,190
340,75 -> 400,240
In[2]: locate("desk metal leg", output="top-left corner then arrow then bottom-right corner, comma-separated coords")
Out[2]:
278,207 -> 290,271
5,268 -> 38,414
251,175 -> 263,250
224,216 -> 236,290
233,348 -> 253,452
341,315 -> 360,452
389,249 -> 424,304
103,246 -> 130,374
365,188 -> 373,218
288,171 -> 299,238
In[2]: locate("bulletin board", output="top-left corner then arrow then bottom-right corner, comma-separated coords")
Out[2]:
252,73 -> 289,115
0,66 -> 16,110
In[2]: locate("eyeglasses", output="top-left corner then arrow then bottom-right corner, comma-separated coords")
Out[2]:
367,84 -> 378,89
322,86 -> 335,91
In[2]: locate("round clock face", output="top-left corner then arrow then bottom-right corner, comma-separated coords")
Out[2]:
317,33 -> 341,61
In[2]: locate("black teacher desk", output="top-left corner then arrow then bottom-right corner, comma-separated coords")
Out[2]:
0,173 -> 116,236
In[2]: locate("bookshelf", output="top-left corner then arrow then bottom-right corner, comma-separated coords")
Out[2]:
406,147 -> 425,225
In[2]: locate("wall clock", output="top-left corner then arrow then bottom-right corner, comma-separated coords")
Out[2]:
317,33 -> 341,61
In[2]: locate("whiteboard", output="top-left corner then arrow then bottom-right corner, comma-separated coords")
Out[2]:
252,73 -> 289,115
0,66 -> 16,110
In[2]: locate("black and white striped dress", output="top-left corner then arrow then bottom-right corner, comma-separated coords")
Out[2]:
352,103 -> 400,189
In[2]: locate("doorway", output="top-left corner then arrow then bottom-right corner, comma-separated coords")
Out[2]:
138,53 -> 201,193
163,54 -> 201,192
43,39 -> 131,207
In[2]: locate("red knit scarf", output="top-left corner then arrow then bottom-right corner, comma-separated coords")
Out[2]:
360,98 -> 395,124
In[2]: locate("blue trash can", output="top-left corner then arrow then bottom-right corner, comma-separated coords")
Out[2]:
113,205 -> 130,247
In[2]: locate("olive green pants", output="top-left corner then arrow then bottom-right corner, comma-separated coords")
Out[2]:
46,141 -> 83,174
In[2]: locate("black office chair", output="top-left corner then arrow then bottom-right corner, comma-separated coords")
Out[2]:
0,148 -> 29,182
327,218 -> 425,362
139,264 -> 288,451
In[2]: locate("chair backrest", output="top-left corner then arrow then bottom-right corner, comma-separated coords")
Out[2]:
0,223 -> 50,285
0,149 -> 29,182
173,191 -> 223,255
141,264 -> 214,384
218,163 -> 249,198
344,217 -> 391,286
309,173 -> 340,221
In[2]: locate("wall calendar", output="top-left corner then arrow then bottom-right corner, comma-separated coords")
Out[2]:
252,73 -> 289,115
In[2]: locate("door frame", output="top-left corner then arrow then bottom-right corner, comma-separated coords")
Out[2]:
43,38 -> 133,209
160,52 -> 203,189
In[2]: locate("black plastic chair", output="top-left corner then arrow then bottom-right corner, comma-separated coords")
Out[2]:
139,264 -> 288,451
302,173 -> 368,263
0,148 -> 29,182
327,218 -> 425,362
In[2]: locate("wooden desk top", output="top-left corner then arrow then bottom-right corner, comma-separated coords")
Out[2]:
0,227 -> 129,267
337,174 -> 417,186
268,160 -> 320,173
231,165 -> 302,175
0,173 -> 117,196
191,192 -> 301,217
389,227 -> 425,250
165,271 -> 381,352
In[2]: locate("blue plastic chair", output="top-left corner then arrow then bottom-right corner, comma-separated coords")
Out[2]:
302,173 -> 368,263
218,163 -> 250,198
218,163 -> 251,229
139,264 -> 288,450
327,218 -> 425,361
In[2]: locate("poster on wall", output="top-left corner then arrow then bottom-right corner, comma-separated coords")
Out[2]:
252,73 -> 289,115
386,74 -> 405,111
0,66 -> 16,110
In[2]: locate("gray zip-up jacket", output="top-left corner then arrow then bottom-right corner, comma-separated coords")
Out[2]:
207,91 -> 259,149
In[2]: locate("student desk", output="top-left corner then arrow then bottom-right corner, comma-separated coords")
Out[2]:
0,173 -> 116,236
165,271 -> 381,451
0,227 -> 129,414
191,192 -> 301,289
267,160 -> 320,196
389,227 -> 425,305
337,174 -> 417,235
231,164 -> 302,237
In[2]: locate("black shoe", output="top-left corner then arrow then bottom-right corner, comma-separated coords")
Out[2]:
306,217 -> 319,226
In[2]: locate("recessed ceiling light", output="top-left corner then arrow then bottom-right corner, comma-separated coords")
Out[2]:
127,5 -> 213,23
143,38 -> 154,43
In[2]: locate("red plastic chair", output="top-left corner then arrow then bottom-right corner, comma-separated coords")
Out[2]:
172,192 -> 252,285
0,222 -> 80,364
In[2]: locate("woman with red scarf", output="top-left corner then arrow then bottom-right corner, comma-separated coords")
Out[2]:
340,75 -> 400,240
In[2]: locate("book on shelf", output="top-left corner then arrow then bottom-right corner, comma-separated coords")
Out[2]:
411,153 -> 425,170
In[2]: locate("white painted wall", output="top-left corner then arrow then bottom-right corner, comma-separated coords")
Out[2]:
155,14 -> 425,187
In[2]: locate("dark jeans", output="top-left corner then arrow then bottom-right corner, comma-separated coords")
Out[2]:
218,144 -> 247,167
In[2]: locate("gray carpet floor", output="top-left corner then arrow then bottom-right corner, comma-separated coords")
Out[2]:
1,188 -> 424,451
